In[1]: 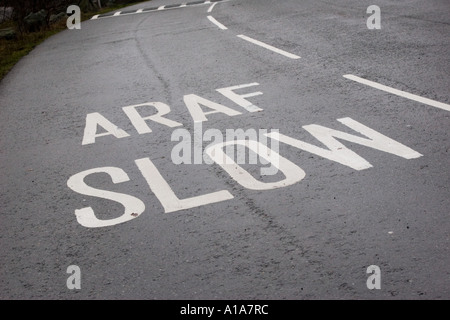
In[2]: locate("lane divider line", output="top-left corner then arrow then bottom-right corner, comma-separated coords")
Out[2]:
208,2 -> 217,12
237,34 -> 301,60
91,0 -> 228,20
344,75 -> 450,112
207,15 -> 228,30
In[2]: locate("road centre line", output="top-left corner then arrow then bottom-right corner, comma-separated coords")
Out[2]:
207,15 -> 228,30
237,34 -> 301,60
344,75 -> 450,112
91,0 -> 229,20
208,2 -> 217,12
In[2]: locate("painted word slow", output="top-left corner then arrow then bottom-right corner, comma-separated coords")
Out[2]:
68,82 -> 422,228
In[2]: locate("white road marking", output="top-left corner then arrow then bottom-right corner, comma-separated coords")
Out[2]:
92,1 -> 234,20
266,117 -> 422,171
113,11 -> 121,16
208,2 -> 217,12
122,102 -> 183,134
344,74 -> 450,112
216,82 -> 263,112
206,140 -> 305,190
184,93 -> 241,122
207,15 -> 228,30
135,157 -> 234,213
67,167 -> 146,228
237,34 -> 301,59
82,113 -> 130,145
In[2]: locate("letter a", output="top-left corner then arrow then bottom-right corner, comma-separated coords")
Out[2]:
67,265 -> 81,289
183,94 -> 241,123
82,112 -> 130,145
367,5 -> 381,30
67,5 -> 81,30
366,265 -> 381,289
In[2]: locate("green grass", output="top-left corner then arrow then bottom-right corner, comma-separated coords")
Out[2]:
0,24 -> 64,81
0,1 -> 148,82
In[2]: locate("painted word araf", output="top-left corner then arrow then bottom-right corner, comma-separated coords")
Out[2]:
68,82 -> 422,228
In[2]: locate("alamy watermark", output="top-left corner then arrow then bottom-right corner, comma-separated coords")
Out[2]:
171,122 -> 280,176
67,5 -> 81,30
66,265 -> 81,290
366,265 -> 381,290
367,5 -> 381,30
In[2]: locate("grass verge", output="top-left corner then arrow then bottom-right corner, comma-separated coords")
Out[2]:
0,1 -> 147,82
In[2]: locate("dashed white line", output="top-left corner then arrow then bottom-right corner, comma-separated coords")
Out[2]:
207,15 -> 228,30
237,34 -> 301,60
344,74 -> 450,112
208,2 -> 217,12
91,1 -> 233,20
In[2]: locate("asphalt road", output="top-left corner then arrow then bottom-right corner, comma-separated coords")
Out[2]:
0,0 -> 449,300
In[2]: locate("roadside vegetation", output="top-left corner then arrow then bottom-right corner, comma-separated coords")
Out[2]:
0,0 -> 147,81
